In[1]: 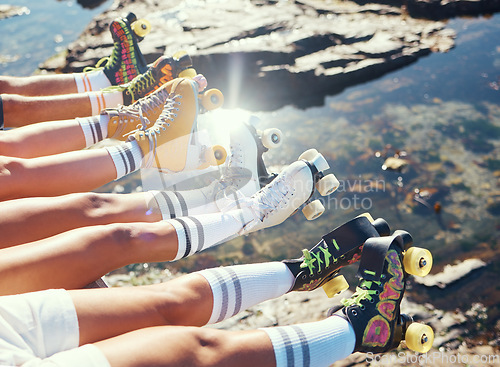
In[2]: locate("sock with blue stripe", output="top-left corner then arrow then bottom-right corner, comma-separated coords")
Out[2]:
105,141 -> 143,180
262,316 -> 356,367
165,209 -> 255,261
77,115 -> 109,147
197,262 -> 295,324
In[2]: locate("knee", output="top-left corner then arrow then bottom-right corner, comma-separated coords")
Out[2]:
0,156 -> 28,200
80,192 -> 116,220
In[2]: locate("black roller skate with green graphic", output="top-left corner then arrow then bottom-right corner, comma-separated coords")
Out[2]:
85,12 -> 150,85
283,213 -> 391,297
329,230 -> 434,354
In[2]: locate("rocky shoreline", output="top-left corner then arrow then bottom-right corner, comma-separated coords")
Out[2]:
38,0 -> 475,110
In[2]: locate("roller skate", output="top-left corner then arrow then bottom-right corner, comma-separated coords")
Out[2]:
84,12 -> 151,85
129,77 -> 225,172
235,149 -> 340,234
329,230 -> 434,354
103,52 -> 197,106
284,214 -> 391,298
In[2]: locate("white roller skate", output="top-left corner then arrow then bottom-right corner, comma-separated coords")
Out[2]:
235,149 -> 340,234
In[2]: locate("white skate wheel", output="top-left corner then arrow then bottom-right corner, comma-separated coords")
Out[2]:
316,173 -> 339,196
308,152 -> 330,173
298,148 -> 319,161
302,200 -> 325,220
261,128 -> 283,149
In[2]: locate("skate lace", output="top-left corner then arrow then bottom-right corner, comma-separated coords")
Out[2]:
248,178 -> 289,221
115,105 -> 150,136
83,43 -> 118,73
141,94 -> 182,168
300,240 -> 340,275
341,277 -> 381,308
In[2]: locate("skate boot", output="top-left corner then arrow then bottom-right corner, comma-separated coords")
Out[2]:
102,52 -> 197,106
129,78 -> 225,172
84,12 -> 150,85
329,230 -> 434,354
283,214 -> 391,298
234,149 -> 340,235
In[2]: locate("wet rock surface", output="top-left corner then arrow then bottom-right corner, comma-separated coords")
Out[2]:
39,0 -> 470,111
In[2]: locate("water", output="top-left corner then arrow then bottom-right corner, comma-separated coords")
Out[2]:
1,0 -> 499,337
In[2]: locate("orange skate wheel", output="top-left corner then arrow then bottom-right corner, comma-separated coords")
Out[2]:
131,19 -> 151,38
322,275 -> 349,298
201,89 -> 224,110
405,323 -> 434,353
403,247 -> 433,277
212,145 -> 227,166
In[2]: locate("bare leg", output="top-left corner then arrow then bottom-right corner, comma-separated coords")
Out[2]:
0,149 -> 117,201
96,327 -> 275,367
0,74 -> 78,96
0,192 -> 162,248
2,93 -> 93,127
0,119 -> 87,158
0,221 -> 180,295
68,274 -> 213,344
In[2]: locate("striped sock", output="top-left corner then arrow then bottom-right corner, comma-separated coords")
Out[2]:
197,262 -> 295,324
77,115 -> 109,147
262,316 -> 356,367
150,187 -> 219,219
165,209 -> 254,261
105,141 -> 143,180
74,70 -> 111,93
88,92 -> 123,115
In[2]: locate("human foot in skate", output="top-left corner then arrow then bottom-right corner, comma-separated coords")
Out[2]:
129,77 -> 225,172
232,149 -> 340,236
283,214 -> 391,298
329,230 -> 434,354
84,12 -> 150,86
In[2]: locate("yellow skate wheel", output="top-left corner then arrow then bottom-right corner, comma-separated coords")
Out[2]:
405,323 -> 434,353
173,50 -> 188,59
302,200 -> 325,220
403,247 -> 433,277
179,68 -> 197,78
201,89 -> 224,110
356,212 -> 375,223
322,275 -> 349,298
316,173 -> 340,196
261,128 -> 283,149
298,148 -> 319,162
131,19 -> 151,38
212,145 -> 227,166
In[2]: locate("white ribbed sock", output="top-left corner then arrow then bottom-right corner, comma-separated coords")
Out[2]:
197,262 -> 295,324
164,208 -> 254,261
76,114 -> 109,147
88,92 -> 123,115
105,141 -> 143,179
74,70 -> 111,93
262,316 -> 356,367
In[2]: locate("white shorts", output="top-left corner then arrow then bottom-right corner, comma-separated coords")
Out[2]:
0,289 -> 110,367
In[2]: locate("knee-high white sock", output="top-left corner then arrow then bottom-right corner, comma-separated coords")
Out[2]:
74,70 -> 111,93
197,262 -> 295,324
76,114 -> 110,147
165,208 -> 254,261
88,92 -> 123,115
150,188 -> 219,219
105,141 -> 143,180
262,316 -> 356,367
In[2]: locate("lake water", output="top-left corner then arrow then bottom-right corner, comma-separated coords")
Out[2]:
1,0 -> 499,338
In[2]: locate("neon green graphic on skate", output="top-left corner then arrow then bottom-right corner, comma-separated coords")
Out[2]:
300,239 -> 340,275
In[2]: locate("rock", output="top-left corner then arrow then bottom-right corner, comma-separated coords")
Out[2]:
414,258 -> 487,288
0,5 -> 29,20
39,0 -> 463,111
382,156 -> 409,172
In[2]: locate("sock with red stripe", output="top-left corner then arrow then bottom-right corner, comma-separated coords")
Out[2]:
88,92 -> 123,116
74,70 -> 111,93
